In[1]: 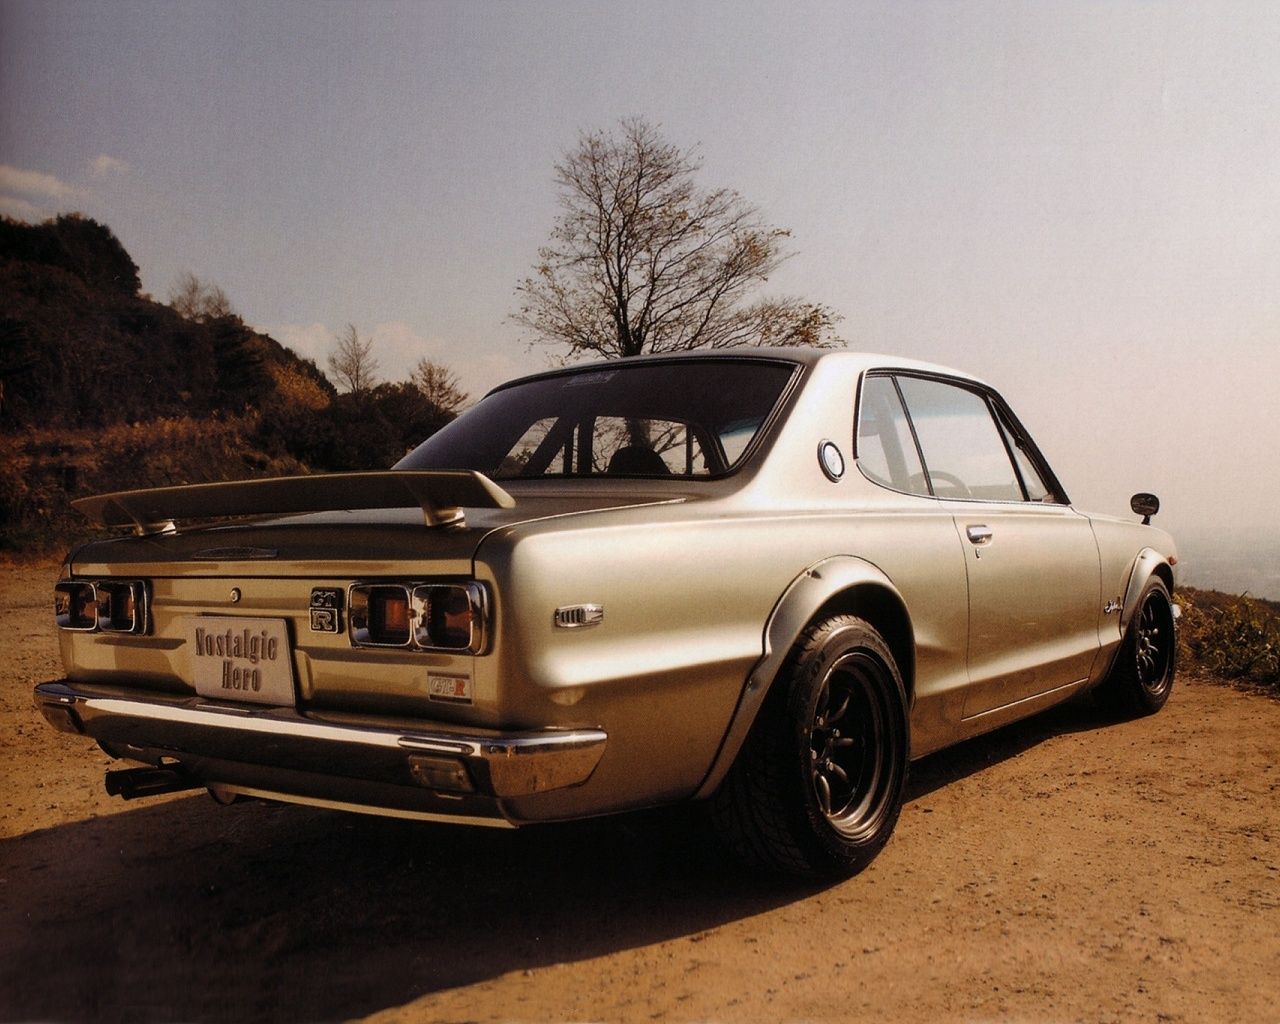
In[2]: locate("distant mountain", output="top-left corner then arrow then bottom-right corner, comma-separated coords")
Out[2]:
1177,528 -> 1280,603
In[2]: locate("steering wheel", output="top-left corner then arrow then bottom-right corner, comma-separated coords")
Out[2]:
909,471 -> 971,499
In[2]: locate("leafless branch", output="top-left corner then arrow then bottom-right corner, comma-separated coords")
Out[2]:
512,117 -> 842,359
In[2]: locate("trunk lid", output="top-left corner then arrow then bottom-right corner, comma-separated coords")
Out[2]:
68,487 -> 686,577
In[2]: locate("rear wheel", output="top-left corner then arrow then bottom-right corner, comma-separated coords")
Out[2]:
1095,577 -> 1176,716
711,615 -> 909,879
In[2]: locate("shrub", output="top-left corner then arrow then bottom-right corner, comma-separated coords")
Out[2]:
0,416 -> 306,551
1176,587 -> 1280,692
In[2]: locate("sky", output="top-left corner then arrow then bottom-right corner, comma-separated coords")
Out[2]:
1,0 -> 1278,595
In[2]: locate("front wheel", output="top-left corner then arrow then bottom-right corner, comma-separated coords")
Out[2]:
1094,576 -> 1177,717
711,616 -> 909,879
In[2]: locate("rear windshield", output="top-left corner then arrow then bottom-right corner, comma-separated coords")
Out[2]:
395,359 -> 797,480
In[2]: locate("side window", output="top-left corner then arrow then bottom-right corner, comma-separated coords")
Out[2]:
895,377 -> 1023,501
856,375 -> 927,494
996,415 -> 1055,502
718,416 -> 764,466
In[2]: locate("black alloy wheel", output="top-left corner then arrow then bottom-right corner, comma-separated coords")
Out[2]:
711,615 -> 909,879
1133,591 -> 1175,700
808,648 -> 900,843
1095,576 -> 1177,717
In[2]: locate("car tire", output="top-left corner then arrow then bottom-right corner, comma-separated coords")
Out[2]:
710,615 -> 909,879
1094,576 -> 1176,717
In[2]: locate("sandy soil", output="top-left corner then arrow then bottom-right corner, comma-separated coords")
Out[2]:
2,558 -> 1277,1023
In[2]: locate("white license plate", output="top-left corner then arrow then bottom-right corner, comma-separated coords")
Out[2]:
189,616 -> 296,706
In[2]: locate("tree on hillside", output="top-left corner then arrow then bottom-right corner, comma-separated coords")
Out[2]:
168,271 -> 235,322
411,358 -> 468,415
2,214 -> 140,296
513,117 -> 842,359
327,323 -> 378,395
210,318 -> 266,408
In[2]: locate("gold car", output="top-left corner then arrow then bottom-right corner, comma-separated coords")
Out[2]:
35,349 -> 1177,878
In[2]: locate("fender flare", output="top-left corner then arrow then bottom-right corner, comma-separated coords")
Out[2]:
694,555 -> 913,799
1120,547 -> 1173,633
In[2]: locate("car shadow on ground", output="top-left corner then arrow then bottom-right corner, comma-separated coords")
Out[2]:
905,692 -> 1112,802
0,696 -> 1117,1023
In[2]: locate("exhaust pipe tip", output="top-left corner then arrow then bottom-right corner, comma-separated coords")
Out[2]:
105,766 -> 202,801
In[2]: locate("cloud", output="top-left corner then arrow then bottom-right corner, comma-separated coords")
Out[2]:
370,320 -> 441,377
456,350 -> 530,402
0,193 -> 43,221
0,163 -> 82,200
370,320 -> 519,401
89,154 -> 129,178
258,322 -> 333,368
0,163 -> 89,221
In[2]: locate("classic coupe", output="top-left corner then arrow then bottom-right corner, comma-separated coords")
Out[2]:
35,349 -> 1177,878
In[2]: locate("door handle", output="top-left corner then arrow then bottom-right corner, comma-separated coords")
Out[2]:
966,524 -> 993,545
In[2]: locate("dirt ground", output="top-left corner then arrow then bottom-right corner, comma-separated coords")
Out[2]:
2,559 -> 1278,1024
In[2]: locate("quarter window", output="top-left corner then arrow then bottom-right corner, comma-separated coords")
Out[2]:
856,375 -> 926,494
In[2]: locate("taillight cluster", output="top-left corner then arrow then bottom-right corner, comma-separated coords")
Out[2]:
348,582 -> 488,654
54,580 -> 149,634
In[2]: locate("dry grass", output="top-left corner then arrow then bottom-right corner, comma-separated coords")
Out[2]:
1,415 -> 305,551
1177,585 -> 1280,693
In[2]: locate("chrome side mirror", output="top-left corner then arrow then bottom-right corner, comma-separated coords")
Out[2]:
1130,492 -> 1160,525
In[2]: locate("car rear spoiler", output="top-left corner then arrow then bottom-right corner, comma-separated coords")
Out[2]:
72,471 -> 517,534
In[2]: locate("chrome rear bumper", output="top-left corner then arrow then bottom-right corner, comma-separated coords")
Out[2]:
34,680 -> 607,824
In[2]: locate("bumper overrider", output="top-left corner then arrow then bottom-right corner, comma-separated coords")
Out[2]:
33,680 -> 607,826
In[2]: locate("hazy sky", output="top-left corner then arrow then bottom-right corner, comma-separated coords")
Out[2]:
2,1 -> 1277,592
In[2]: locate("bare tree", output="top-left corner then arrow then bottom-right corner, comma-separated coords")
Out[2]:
168,271 -> 234,322
327,323 -> 378,395
513,117 -> 841,359
411,358 -> 468,415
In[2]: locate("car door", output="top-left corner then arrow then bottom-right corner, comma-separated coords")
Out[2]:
892,374 -> 1102,718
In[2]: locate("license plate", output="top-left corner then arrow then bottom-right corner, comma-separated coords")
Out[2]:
189,616 -> 296,706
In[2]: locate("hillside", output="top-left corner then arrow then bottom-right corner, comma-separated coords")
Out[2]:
0,215 -> 333,429
0,215 -> 456,549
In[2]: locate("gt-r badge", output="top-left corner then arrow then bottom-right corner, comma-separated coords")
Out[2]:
310,588 -> 344,632
428,673 -> 472,703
